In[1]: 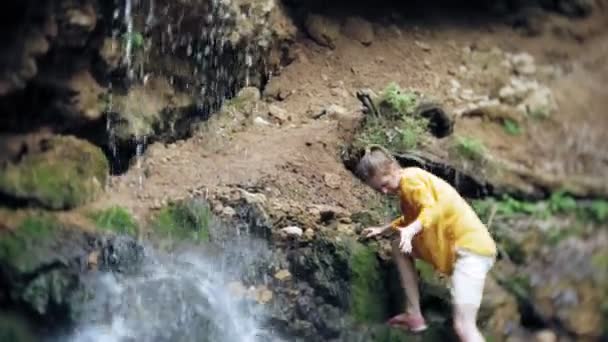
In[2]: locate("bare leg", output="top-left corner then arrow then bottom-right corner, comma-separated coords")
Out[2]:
453,304 -> 485,342
391,239 -> 422,316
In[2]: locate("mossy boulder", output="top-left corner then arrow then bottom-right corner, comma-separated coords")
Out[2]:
0,135 -> 109,209
0,214 -> 89,320
0,211 -> 144,326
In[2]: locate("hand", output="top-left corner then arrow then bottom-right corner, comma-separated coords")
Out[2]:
361,226 -> 383,239
399,229 -> 413,254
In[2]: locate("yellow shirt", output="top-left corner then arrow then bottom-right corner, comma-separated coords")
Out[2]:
391,167 -> 497,275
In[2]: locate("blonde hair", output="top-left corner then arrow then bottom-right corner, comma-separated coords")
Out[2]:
356,145 -> 399,181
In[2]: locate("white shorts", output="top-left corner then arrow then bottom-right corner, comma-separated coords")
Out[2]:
451,249 -> 495,308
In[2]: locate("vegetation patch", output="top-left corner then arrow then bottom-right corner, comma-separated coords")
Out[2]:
450,136 -> 487,163
502,119 -> 522,135
151,199 -> 212,244
0,215 -> 58,274
0,136 -> 109,210
349,241 -> 387,323
89,206 -> 138,236
472,192 -> 608,224
352,83 -> 428,154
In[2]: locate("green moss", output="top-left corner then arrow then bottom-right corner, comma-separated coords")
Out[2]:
0,136 -> 108,209
349,241 -> 387,323
89,206 -> 138,236
451,136 -> 487,162
151,199 -> 212,244
0,215 -> 57,274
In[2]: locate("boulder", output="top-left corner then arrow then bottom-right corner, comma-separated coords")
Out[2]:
0,135 -> 108,210
342,17 -> 374,46
305,14 -> 340,49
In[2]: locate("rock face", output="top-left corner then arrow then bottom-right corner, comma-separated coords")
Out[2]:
0,135 -> 108,209
0,0 -> 296,171
0,211 -> 144,335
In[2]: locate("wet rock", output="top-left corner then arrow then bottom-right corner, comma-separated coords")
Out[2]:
534,329 -> 557,342
555,0 -> 594,17
236,86 -> 261,103
280,226 -> 303,238
305,14 -> 340,49
57,70 -> 105,120
342,17 -> 374,46
275,269 -> 292,281
304,228 -> 315,240
255,286 -> 273,304
0,135 -> 108,210
237,189 -> 267,206
0,212 -> 143,325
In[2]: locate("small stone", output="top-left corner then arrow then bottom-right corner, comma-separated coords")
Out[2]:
255,286 -> 273,304
254,116 -> 271,126
330,88 -> 348,98
510,52 -> 536,76
222,206 -> 236,218
274,269 -> 292,281
280,226 -> 303,237
304,228 -> 315,240
342,16 -> 374,45
268,104 -> 289,124
212,202 -> 224,214
415,40 -> 432,52
238,189 -> 267,205
323,172 -> 341,189
423,59 -> 431,69
534,330 -> 557,342
305,14 -> 340,49
518,85 -> 556,118
87,250 -> 100,270
326,104 -> 348,119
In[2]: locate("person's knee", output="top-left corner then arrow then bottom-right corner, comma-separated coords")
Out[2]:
453,314 -> 467,338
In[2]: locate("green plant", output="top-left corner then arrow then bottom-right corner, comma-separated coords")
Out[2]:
451,136 -> 487,162
89,206 -> 138,236
152,200 -> 212,243
502,119 -> 522,135
379,83 -> 418,117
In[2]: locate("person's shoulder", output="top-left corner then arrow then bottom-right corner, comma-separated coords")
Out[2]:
402,166 -> 432,179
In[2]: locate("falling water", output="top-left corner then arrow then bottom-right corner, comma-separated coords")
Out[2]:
62,231 -> 281,342
124,0 -> 134,79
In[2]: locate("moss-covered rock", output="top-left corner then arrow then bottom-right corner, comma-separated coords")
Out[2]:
349,239 -> 388,323
0,135 -> 108,209
150,198 -> 213,246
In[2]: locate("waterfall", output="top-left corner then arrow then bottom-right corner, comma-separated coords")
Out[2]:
60,235 -> 281,342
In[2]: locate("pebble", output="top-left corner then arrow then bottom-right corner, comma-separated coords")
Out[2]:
280,226 -> 303,237
254,116 -> 271,126
222,206 -> 236,218
323,172 -> 341,189
304,228 -> 315,240
325,104 -> 347,118
255,286 -> 273,304
534,330 -> 557,342
268,104 -> 289,124
415,40 -> 432,52
238,189 -> 267,205
274,269 -> 292,281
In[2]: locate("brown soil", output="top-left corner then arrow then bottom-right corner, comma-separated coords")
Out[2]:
99,7 -> 608,220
